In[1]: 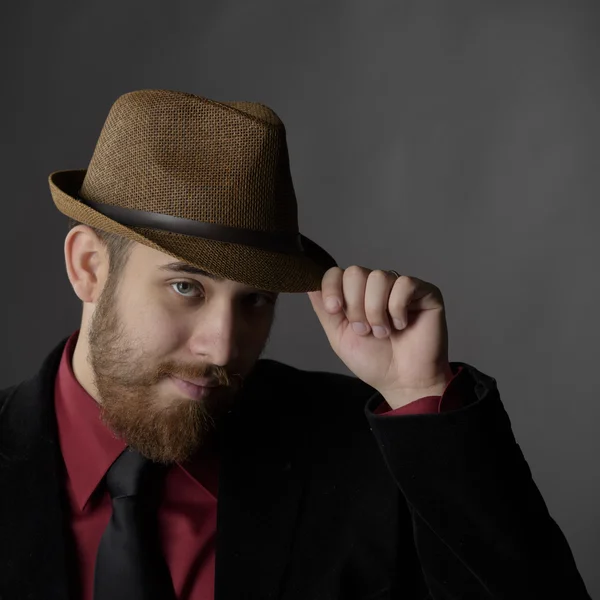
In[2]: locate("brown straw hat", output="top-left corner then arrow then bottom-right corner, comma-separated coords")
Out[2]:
49,89 -> 337,292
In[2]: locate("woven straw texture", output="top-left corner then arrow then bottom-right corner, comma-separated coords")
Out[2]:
49,89 -> 337,292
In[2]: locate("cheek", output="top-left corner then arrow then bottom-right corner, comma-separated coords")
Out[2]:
225,310 -> 269,343
126,298 -> 183,346
245,313 -> 275,346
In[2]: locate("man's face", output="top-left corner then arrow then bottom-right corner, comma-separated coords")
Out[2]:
77,236 -> 278,464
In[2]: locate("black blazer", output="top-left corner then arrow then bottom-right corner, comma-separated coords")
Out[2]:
0,336 -> 591,599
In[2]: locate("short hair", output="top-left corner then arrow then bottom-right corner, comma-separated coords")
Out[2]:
66,218 -> 135,281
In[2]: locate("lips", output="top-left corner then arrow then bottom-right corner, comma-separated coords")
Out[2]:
176,376 -> 219,388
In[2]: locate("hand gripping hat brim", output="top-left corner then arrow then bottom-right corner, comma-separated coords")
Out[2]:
48,89 -> 337,293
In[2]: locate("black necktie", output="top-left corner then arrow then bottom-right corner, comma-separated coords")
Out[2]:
93,448 -> 177,600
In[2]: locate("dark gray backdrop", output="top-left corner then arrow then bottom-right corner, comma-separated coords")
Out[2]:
2,0 -> 598,594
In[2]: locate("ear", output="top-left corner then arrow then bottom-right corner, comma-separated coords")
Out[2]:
64,226 -> 109,303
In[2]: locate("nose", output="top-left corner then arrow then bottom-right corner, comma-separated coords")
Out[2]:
192,300 -> 240,367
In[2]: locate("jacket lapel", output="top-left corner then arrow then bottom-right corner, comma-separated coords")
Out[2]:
0,336 -> 72,600
0,337 -> 308,600
213,360 -> 308,600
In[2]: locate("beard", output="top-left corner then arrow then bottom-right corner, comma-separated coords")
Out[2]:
86,270 -> 241,464
98,386 -> 209,465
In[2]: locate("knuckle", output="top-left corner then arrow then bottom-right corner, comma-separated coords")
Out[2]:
321,267 -> 343,293
369,269 -> 389,281
343,265 -> 368,280
323,266 -> 343,282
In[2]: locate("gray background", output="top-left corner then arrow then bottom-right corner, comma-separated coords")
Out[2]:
2,0 -> 598,594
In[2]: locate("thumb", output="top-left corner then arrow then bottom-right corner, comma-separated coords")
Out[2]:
307,290 -> 346,340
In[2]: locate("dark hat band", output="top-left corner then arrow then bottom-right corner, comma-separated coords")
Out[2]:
78,197 -> 305,255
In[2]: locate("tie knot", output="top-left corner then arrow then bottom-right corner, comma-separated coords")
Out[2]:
105,448 -> 166,500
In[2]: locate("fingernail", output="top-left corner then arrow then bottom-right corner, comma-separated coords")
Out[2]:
372,325 -> 389,338
352,322 -> 369,334
325,298 -> 340,311
393,318 -> 405,330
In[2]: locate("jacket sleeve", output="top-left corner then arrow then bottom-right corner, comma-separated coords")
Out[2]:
364,362 -> 591,599
373,365 -> 467,415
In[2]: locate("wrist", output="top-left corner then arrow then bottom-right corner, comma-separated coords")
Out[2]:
381,366 -> 454,410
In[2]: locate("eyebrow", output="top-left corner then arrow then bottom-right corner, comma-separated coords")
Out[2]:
158,261 -> 225,281
157,261 -> 279,296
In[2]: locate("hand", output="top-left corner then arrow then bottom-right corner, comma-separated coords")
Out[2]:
307,266 -> 453,408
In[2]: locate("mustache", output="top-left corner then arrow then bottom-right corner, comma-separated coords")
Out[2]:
158,364 -> 243,388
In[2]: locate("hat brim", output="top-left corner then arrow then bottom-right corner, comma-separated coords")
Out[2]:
49,169 -> 337,293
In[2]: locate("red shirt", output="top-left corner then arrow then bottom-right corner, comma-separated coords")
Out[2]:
54,329 -> 465,599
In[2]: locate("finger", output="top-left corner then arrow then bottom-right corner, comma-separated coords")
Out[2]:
342,266 -> 371,335
364,270 -> 396,338
320,266 -> 345,313
388,276 -> 441,329
307,267 -> 347,337
387,276 -> 415,330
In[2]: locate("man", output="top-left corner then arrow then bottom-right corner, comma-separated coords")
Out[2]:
0,89 -> 590,599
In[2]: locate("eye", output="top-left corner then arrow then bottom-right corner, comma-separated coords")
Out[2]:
170,281 -> 275,308
246,293 -> 276,308
171,280 -> 203,298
